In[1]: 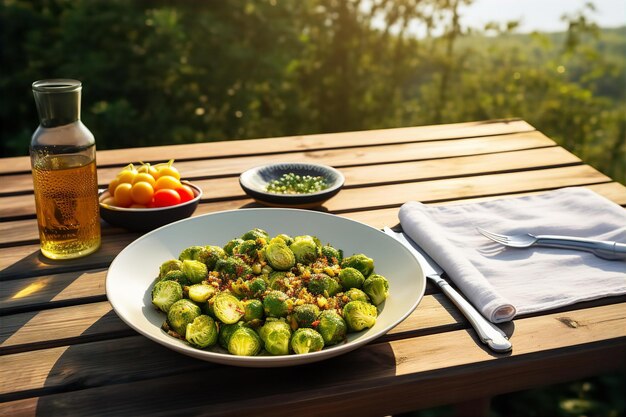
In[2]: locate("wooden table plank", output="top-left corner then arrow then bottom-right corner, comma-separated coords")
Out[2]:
0,145 -> 576,221
1,119 -> 624,417
0,292 -> 461,356
0,301 -> 135,355
0,234 -> 139,281
0,119 -> 535,175
1,303 -> 623,416
1,131 -> 554,195
0,269 -> 108,315
325,165 -> 611,212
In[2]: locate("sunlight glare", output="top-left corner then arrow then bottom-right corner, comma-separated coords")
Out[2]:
11,280 -> 49,299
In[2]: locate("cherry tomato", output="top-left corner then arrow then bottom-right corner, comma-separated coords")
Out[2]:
153,189 -> 182,207
175,185 -> 195,203
157,163 -> 181,180
116,165 -> 138,184
113,183 -> 134,207
133,172 -> 157,188
101,196 -> 116,206
137,163 -> 160,179
155,175 -> 181,190
108,177 -> 120,196
131,181 -> 155,205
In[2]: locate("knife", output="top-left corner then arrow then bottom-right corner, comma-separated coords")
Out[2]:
383,227 -> 512,353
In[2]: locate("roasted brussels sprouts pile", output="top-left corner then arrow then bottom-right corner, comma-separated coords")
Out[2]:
151,228 -> 390,356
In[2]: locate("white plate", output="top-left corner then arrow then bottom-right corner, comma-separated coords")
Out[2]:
106,208 -> 426,367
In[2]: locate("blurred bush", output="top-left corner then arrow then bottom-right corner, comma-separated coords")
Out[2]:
1,0 -> 623,182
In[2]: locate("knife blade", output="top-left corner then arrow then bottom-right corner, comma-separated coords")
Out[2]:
383,227 -> 512,353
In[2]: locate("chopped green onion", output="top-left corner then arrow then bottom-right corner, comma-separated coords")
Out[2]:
266,173 -> 329,195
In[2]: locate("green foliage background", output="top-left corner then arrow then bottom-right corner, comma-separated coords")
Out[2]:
1,0 -> 624,183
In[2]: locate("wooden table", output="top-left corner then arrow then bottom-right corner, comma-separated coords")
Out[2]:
1,119 -> 625,416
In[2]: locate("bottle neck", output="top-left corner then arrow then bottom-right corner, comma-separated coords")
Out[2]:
32,80 -> 82,128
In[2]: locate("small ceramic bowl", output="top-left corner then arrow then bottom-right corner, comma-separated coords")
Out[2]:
99,181 -> 202,232
239,163 -> 344,208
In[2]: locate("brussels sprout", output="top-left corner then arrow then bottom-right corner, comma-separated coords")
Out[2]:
317,310 -> 347,346
188,283 -> 216,303
344,288 -> 371,303
158,259 -> 183,279
234,239 -> 262,260
215,257 -> 252,280
265,242 -> 296,271
268,271 -> 289,291
258,319 -> 292,355
178,246 -> 204,262
224,238 -> 244,255
363,274 -> 390,305
218,321 -> 244,349
229,278 -> 250,299
185,315 -> 218,348
251,263 -> 263,275
321,245 -> 343,264
290,328 -> 324,354
160,269 -> 190,286
199,245 -> 226,270
228,326 -> 263,356
289,236 -> 320,265
307,273 -> 341,296
292,303 -> 320,328
272,233 -> 293,246
212,292 -> 245,324
263,290 -> 291,318
243,299 -> 264,322
152,280 -> 183,313
241,228 -> 270,242
342,300 -> 377,332
248,277 -> 267,297
167,299 -> 202,336
338,267 -> 365,290
341,254 -> 374,277
182,259 -> 208,284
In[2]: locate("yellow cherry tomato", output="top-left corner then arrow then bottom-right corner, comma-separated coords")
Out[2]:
113,183 -> 134,207
108,177 -> 120,196
137,163 -> 160,179
130,203 -> 148,209
133,172 -> 157,188
156,161 -> 181,180
131,181 -> 155,205
155,175 -> 181,190
117,168 -> 137,184
101,196 -> 116,206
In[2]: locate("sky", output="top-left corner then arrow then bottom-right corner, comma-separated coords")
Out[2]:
459,0 -> 626,33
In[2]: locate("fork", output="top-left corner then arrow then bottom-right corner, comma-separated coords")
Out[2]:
476,227 -> 626,260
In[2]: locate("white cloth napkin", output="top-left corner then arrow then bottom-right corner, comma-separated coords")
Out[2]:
399,187 -> 626,323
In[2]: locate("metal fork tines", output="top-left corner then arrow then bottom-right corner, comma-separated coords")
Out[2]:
476,227 -> 626,261
476,227 -> 536,247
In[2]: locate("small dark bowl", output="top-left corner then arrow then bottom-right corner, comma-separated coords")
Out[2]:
99,181 -> 202,232
239,163 -> 345,208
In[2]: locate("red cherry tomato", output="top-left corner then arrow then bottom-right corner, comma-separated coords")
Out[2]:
175,185 -> 195,203
153,189 -> 182,207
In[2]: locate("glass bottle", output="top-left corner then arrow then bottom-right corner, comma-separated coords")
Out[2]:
30,79 -> 101,259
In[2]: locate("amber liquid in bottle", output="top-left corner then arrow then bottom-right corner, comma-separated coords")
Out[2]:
31,79 -> 101,259
32,153 -> 101,259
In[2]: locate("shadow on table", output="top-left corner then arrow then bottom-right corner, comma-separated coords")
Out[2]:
30,312 -> 398,416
